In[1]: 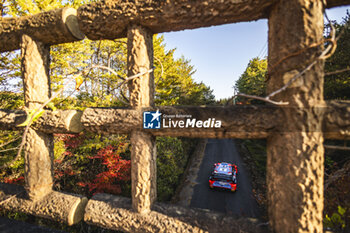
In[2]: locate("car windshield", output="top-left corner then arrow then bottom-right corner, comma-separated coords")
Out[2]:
212,173 -> 232,182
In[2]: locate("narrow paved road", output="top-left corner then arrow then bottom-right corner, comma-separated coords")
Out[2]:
190,139 -> 260,218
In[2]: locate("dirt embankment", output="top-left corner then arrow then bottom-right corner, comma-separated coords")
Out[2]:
234,139 -> 268,220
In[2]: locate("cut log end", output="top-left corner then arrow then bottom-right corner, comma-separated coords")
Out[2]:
0,7 -> 85,53
62,8 -> 85,40
68,196 -> 88,225
0,183 -> 87,226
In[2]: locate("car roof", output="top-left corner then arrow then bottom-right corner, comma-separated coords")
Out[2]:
214,162 -> 233,175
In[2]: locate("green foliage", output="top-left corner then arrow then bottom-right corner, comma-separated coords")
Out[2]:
154,36 -> 215,106
17,109 -> 45,127
234,57 -> 267,104
215,97 -> 234,106
1,0 -> 67,92
0,93 -> 24,182
0,92 -> 23,109
0,210 -> 28,221
242,139 -> 266,176
324,206 -> 347,230
325,153 -> 335,170
4,0 -> 90,17
0,1 -> 212,232
48,35 -> 214,109
324,11 -> 350,100
54,138 -> 66,160
0,136 -> 24,182
324,140 -> 350,231
156,137 -> 195,201
50,38 -> 128,102
234,12 -> 350,102
0,52 -> 21,90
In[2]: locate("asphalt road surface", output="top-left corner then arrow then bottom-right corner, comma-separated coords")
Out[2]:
190,139 -> 260,218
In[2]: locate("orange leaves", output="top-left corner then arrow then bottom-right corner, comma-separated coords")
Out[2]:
83,144 -> 131,195
4,176 -> 24,185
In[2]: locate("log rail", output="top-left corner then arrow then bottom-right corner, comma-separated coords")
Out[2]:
0,104 -> 349,139
0,7 -> 84,52
1,0 -> 350,232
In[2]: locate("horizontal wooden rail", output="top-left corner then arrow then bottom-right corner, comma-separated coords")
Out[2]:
0,7 -> 84,52
0,183 -> 87,225
0,106 -> 278,138
323,101 -> 350,139
0,1 -> 348,51
327,0 -> 350,7
84,193 -> 268,233
1,102 -> 349,139
0,109 -> 83,133
82,106 -> 278,138
77,0 -> 350,40
0,184 -> 268,232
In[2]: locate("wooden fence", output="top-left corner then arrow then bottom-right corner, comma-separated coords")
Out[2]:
1,0 -> 350,232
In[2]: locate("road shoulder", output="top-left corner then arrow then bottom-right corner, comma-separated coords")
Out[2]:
172,139 -> 208,206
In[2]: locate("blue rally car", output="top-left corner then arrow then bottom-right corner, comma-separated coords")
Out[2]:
209,162 -> 238,192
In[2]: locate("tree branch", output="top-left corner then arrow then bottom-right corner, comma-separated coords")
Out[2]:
325,67 -> 350,76
324,145 -> 350,151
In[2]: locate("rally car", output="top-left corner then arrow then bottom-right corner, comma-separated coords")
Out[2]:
209,162 -> 237,192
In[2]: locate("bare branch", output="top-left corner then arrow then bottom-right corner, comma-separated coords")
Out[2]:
325,67 -> 350,76
154,56 -> 164,86
235,93 -> 288,105
324,161 -> 350,190
324,145 -> 350,151
90,64 -> 125,80
126,68 -> 154,81
115,68 -> 154,94
266,60 -> 318,101
0,147 -> 19,153
0,136 -> 21,148
236,12 -> 337,106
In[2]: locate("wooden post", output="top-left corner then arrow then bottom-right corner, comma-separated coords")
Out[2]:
267,0 -> 325,232
127,25 -> 156,214
21,34 -> 54,200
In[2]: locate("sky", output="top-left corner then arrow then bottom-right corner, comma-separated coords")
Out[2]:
161,6 -> 350,100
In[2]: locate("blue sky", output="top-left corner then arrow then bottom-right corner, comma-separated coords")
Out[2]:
161,6 -> 350,100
